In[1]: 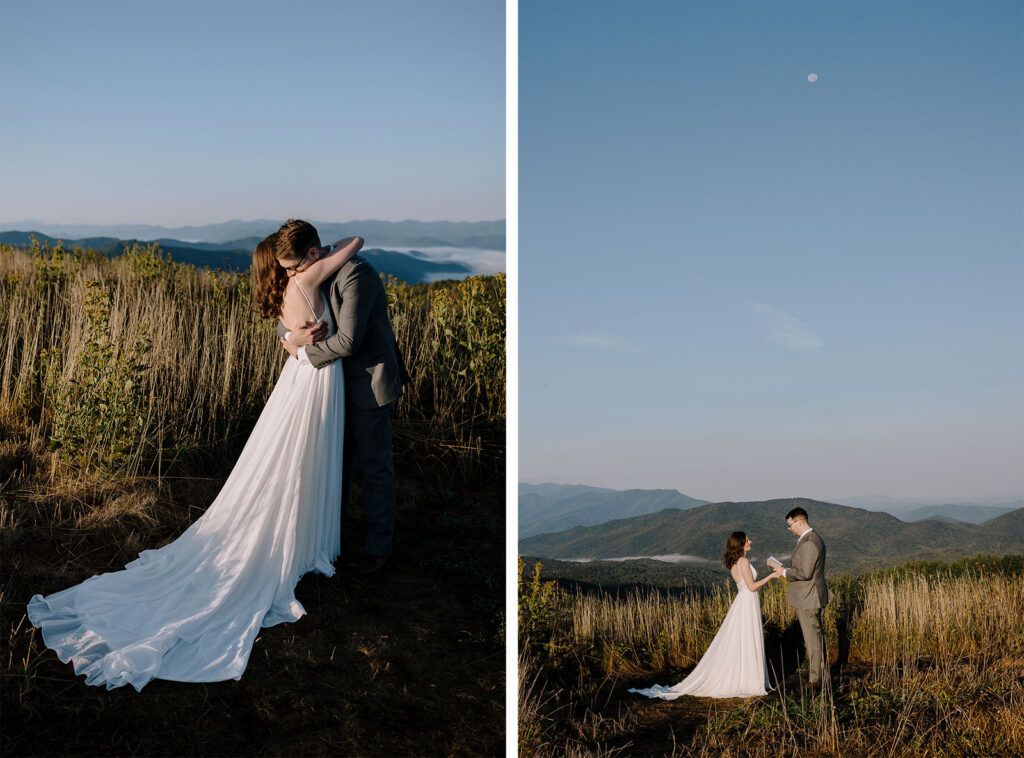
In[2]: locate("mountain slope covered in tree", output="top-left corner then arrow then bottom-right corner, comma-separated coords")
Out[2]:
519,498 -> 1024,574
521,555 -> 730,595
1,232 -> 473,283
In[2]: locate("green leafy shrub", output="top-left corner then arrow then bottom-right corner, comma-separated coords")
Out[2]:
1,245 -> 505,476
29,235 -> 69,288
519,557 -> 561,641
46,280 -> 152,472
430,273 -> 506,422
122,241 -> 174,282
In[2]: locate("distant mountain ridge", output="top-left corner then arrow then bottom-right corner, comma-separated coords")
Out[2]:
519,483 -> 709,538
519,483 -> 617,501
1,231 -> 475,283
832,494 -> 1022,523
0,219 -> 505,250
519,497 -> 1024,575
899,503 -> 1020,524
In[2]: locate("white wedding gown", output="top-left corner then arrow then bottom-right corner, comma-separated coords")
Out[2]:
630,565 -> 771,699
27,287 -> 344,691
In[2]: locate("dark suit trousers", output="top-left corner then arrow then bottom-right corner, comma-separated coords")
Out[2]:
341,398 -> 396,557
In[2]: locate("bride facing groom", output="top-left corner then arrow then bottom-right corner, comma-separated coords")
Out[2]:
27,219 -> 409,690
630,507 -> 830,700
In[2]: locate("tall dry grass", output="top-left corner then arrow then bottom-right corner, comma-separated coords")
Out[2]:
1,239 -> 507,756
519,559 -> 1024,756
0,239 -> 505,481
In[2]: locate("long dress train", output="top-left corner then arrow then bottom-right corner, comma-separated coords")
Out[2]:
629,566 -> 771,699
27,287 -> 344,691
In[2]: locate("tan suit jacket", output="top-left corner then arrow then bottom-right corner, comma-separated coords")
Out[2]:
786,529 -> 830,609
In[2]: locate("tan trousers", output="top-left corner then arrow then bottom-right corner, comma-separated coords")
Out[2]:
796,607 -> 827,684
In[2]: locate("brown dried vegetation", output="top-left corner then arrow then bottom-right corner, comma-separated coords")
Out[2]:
1,241 -> 505,757
519,557 -> 1024,757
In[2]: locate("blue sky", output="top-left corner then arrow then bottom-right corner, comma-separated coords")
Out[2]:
519,0 -> 1023,502
0,0 -> 504,226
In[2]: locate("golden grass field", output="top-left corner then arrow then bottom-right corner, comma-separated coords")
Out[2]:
519,556 -> 1024,757
1,240 -> 505,757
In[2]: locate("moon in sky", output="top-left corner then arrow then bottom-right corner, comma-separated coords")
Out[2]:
807,73 -> 818,83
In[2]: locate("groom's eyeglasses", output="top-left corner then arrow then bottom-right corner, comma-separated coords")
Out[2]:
283,248 -> 320,274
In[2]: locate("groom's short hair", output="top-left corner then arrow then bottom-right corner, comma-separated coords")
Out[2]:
276,219 -> 321,259
786,506 -> 808,522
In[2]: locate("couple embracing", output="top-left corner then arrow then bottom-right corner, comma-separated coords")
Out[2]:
27,219 -> 408,691
630,507 -> 830,700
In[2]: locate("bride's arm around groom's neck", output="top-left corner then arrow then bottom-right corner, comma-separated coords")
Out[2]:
295,236 -> 364,290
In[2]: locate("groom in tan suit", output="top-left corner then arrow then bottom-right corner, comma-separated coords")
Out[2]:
773,506 -> 830,687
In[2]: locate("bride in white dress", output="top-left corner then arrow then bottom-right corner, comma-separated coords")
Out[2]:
26,232 -> 363,691
630,532 -> 777,699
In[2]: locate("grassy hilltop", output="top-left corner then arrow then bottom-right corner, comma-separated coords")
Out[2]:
519,553 -> 1024,757
0,239 -> 506,757
518,495 -> 1024,756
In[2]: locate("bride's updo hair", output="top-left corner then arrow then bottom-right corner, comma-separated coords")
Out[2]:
252,233 -> 288,318
723,531 -> 747,569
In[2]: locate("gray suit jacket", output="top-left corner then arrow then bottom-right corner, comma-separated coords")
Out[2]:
278,255 -> 409,409
786,530 -> 830,609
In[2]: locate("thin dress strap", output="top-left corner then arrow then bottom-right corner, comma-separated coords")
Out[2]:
294,281 -> 320,321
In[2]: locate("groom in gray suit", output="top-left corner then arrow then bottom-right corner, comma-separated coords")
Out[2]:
277,219 -> 409,575
773,506 -> 830,687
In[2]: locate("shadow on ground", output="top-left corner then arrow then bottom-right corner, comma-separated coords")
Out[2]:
600,656 -> 866,755
1,436 -> 504,757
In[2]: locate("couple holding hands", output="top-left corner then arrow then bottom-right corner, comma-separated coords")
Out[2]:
631,506 -> 830,700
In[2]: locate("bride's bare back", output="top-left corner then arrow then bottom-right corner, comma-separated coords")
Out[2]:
281,277 -> 326,330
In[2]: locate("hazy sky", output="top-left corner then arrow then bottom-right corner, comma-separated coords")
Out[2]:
519,1 -> 1023,502
0,0 -> 504,226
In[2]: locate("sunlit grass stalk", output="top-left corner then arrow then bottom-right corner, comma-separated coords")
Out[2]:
0,242 -> 505,477
530,573 -> 1023,673
519,564 -> 1024,756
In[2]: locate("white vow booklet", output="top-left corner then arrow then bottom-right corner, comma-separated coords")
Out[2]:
767,555 -> 784,569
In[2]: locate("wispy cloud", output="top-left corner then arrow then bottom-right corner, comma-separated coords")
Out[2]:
552,332 -> 641,354
751,304 -> 823,349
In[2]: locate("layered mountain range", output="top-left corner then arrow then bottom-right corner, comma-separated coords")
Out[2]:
519,483 -> 708,537
0,219 -> 505,249
829,494 -> 1020,524
519,496 -> 1024,575
1,231 -> 488,284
